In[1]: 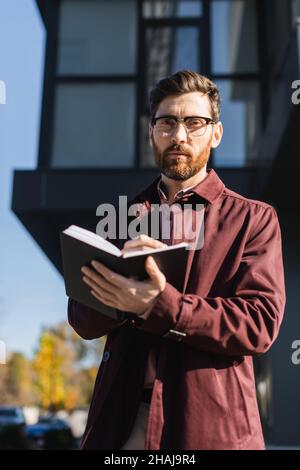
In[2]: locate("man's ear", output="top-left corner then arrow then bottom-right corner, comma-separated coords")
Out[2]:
211,121 -> 223,149
149,125 -> 153,147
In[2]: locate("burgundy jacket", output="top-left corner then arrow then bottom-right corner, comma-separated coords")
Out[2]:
68,169 -> 286,450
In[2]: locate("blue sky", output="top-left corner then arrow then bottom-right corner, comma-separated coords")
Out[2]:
0,0 -> 67,358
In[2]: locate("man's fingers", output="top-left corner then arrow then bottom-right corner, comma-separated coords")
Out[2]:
82,275 -> 115,297
91,261 -> 127,286
122,235 -> 167,253
91,290 -> 117,308
81,263 -> 127,289
145,256 -> 166,292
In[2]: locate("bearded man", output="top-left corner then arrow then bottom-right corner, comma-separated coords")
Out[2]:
68,70 -> 285,450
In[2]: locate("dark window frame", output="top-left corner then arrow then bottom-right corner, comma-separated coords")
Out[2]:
39,0 -> 140,169
139,0 -> 263,168
38,0 -> 264,170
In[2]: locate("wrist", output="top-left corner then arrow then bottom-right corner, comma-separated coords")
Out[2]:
137,297 -> 158,319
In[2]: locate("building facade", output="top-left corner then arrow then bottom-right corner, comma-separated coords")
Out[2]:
12,0 -> 300,446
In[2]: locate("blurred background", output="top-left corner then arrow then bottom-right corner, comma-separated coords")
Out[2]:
0,0 -> 300,450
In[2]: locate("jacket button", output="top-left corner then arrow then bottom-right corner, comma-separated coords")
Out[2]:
102,351 -> 110,362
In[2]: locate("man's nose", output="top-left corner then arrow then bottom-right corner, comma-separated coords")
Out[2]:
171,122 -> 188,143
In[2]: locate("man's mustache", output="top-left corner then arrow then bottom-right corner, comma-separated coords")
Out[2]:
163,145 -> 192,158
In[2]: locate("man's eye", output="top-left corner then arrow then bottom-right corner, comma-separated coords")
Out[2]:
160,118 -> 174,126
187,118 -> 204,127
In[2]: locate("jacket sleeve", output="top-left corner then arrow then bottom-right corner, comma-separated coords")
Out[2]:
68,298 -> 127,340
135,206 -> 286,356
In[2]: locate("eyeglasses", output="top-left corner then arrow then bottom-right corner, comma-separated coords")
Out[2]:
151,115 -> 215,137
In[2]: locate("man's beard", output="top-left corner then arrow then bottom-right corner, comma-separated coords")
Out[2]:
151,137 -> 212,181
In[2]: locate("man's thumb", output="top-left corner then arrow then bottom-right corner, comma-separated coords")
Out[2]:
145,256 -> 166,290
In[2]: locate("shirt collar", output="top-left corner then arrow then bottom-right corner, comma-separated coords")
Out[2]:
157,179 -> 197,202
134,169 -> 225,206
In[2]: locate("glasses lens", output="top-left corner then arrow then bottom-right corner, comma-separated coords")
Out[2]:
185,117 -> 207,136
154,117 -> 212,136
155,117 -> 177,132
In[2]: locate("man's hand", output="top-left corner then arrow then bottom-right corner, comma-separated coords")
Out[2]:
121,234 -> 167,253
81,235 -> 167,315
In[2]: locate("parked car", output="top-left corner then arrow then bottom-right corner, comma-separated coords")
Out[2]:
0,406 -> 29,449
26,415 -> 76,450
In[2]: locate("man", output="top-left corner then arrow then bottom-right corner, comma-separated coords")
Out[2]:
68,70 -> 286,450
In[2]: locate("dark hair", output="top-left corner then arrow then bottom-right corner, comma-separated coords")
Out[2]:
149,70 -> 221,122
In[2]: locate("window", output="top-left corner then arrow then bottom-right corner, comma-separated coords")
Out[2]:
144,26 -> 200,106
211,0 -> 258,74
140,1 -> 204,167
209,0 -> 262,168
57,0 -> 137,75
44,0 -> 262,169
292,0 -> 300,22
50,0 -> 137,168
142,0 -> 203,18
213,80 -> 261,167
52,83 -> 135,168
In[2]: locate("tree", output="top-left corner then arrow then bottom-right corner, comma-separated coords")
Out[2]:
0,352 -> 36,405
33,322 -> 106,411
33,331 -> 66,410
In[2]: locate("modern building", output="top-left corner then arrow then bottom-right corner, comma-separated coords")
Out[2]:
12,0 -> 300,446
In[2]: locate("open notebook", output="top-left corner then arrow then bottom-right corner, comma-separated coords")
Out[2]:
61,225 -> 189,320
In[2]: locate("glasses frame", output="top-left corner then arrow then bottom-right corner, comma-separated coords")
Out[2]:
151,115 -> 215,137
